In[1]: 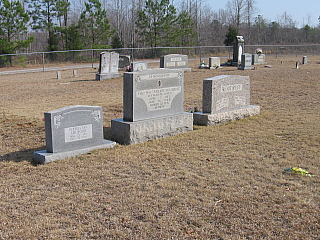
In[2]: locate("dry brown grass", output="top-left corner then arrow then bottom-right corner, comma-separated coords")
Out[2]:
0,55 -> 319,239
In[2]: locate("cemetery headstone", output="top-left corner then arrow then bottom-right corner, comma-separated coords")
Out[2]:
238,53 -> 254,70
57,71 -> 61,79
131,61 -> 148,72
209,57 -> 221,69
96,51 -> 121,80
73,70 -> 78,77
119,55 -> 131,68
233,36 -> 244,66
252,54 -> 266,65
33,105 -> 116,164
111,68 -> 193,145
160,54 -> 191,72
193,75 -> 260,126
302,56 -> 308,64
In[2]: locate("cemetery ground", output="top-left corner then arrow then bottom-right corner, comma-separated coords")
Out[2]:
0,55 -> 319,239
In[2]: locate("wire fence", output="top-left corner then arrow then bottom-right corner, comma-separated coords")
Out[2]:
1,44 -> 320,70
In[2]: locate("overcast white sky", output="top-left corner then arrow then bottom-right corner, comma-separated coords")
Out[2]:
207,0 -> 320,27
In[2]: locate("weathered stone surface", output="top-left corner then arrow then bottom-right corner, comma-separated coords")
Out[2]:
119,55 -> 131,68
202,75 -> 250,114
252,54 -> 266,65
123,68 -> 184,122
193,105 -> 260,126
111,113 -> 193,145
209,57 -> 220,69
160,54 -> 191,71
96,52 -> 121,80
33,105 -> 116,164
194,75 -> 260,126
238,53 -> 254,70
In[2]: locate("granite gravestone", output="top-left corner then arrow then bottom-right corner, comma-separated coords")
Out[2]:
252,54 -> 266,65
33,105 -> 116,164
96,51 -> 121,80
160,54 -> 191,71
131,61 -> 148,72
233,36 -> 244,66
111,69 -> 193,145
119,55 -> 131,68
193,75 -> 260,126
209,57 -> 221,69
238,53 -> 254,70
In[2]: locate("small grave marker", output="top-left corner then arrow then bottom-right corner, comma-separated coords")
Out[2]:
160,54 -> 191,71
238,53 -> 254,70
209,57 -> 220,69
33,105 -> 116,164
119,55 -> 131,68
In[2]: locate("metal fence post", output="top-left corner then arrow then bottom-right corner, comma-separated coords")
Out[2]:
42,52 -> 45,72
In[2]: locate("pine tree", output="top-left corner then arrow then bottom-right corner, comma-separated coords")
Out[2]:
78,0 -> 112,49
223,26 -> 238,46
0,0 -> 34,66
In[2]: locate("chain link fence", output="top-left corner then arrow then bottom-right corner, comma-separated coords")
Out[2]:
1,44 -> 320,70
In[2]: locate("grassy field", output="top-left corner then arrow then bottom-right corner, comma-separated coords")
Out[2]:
0,55 -> 319,239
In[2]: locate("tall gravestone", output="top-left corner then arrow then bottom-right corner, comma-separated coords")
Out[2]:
160,54 -> 191,72
33,105 -> 116,164
111,69 -> 193,145
302,56 -> 308,64
193,75 -> 260,126
96,51 -> 121,80
233,36 -> 244,66
238,53 -> 254,70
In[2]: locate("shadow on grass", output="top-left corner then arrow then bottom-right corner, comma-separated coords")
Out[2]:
0,146 -> 45,165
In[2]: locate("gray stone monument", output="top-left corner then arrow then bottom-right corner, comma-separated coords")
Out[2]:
160,54 -> 191,72
96,51 -> 121,80
111,68 -> 193,145
119,55 -> 131,68
131,61 -> 148,72
33,105 -> 116,164
193,75 -> 260,126
238,53 -> 254,70
252,54 -> 266,65
302,56 -> 308,64
233,36 -> 244,66
209,57 -> 221,69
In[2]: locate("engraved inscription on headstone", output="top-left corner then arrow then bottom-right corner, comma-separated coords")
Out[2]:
193,75 -> 260,126
252,54 -> 265,65
96,51 -> 121,80
238,53 -> 254,70
123,69 -> 184,121
33,105 -> 116,164
202,75 -> 250,114
160,54 -> 190,70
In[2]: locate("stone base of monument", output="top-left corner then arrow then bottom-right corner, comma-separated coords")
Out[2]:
111,113 -> 193,145
96,73 -> 121,80
33,140 -> 116,164
193,105 -> 260,126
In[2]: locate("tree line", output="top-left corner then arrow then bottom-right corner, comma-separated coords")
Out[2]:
1,0 -> 320,57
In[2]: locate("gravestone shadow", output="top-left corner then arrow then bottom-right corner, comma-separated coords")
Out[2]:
0,147 -> 44,165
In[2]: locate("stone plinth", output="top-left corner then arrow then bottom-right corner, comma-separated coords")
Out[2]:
111,113 -> 193,145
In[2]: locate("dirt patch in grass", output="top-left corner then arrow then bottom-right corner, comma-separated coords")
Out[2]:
0,55 -> 319,239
